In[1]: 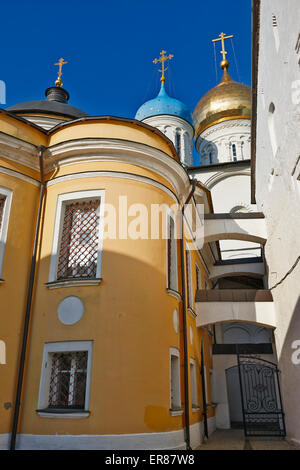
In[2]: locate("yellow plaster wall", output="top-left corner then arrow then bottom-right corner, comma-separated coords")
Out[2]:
44,161 -> 176,197
0,174 -> 39,434
48,121 -> 176,159
0,113 -> 46,146
18,174 -> 212,437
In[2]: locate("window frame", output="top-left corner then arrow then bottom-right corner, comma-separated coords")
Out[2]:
48,190 -> 105,284
190,358 -> 199,409
169,347 -> 182,415
37,340 -> 93,417
0,186 -> 13,278
166,208 -> 178,294
195,263 -> 202,291
185,242 -> 193,310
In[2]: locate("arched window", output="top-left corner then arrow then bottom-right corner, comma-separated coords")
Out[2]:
232,143 -> 237,160
175,132 -> 181,157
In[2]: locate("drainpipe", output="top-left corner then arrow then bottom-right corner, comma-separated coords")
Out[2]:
10,146 -> 46,450
180,179 -> 196,451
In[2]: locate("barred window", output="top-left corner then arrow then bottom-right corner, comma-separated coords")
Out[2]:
48,351 -> 88,409
0,196 -> 6,231
57,199 -> 100,280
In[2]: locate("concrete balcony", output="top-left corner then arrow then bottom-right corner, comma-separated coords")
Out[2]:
209,258 -> 265,281
203,213 -> 267,244
195,289 -> 276,328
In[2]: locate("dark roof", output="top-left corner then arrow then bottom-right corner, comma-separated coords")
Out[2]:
6,86 -> 89,119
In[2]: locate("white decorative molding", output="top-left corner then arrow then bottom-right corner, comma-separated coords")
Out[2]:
46,171 -> 179,205
0,132 -> 39,170
203,168 -> 251,190
23,115 -> 67,130
46,278 -> 102,289
44,138 -> 191,204
169,408 -> 184,416
37,341 -> 93,412
167,289 -> 181,301
143,115 -> 194,167
48,190 -> 105,283
37,411 -> 90,419
0,186 -> 13,277
0,166 -> 40,187
196,119 -> 251,165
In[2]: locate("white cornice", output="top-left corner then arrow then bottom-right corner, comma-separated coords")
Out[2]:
143,115 -> 194,137
199,119 -> 251,141
45,138 -> 193,204
0,134 -> 208,207
204,167 -> 251,189
0,132 -> 38,170
0,166 -> 40,187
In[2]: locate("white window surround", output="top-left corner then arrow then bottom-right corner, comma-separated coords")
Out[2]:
169,347 -> 183,416
190,358 -> 199,410
195,263 -> 202,290
166,208 -> 179,295
37,341 -> 93,418
48,190 -> 105,285
0,186 -> 13,278
185,241 -> 194,310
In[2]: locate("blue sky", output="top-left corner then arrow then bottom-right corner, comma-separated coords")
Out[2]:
2,0 -> 251,125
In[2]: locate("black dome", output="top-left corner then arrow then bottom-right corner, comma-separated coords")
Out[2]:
6,86 -> 89,119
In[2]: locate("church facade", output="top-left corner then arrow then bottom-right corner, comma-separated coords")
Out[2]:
0,0 -> 299,450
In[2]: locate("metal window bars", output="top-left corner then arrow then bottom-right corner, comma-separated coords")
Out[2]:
57,199 -> 100,280
48,351 -> 88,409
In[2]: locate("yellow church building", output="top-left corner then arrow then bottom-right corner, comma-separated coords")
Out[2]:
0,44 -> 286,450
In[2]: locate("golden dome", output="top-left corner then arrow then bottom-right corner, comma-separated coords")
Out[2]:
193,61 -> 251,141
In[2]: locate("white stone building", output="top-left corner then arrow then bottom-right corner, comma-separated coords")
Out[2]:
252,0 -> 300,447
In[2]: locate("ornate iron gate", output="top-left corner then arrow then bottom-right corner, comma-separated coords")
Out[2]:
237,355 -> 286,437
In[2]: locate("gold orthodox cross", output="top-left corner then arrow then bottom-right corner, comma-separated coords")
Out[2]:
54,57 -> 68,87
212,32 -> 233,61
153,50 -> 174,84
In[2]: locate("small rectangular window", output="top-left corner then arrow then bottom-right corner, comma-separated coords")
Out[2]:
185,246 -> 193,308
48,351 -> 88,409
190,359 -> 198,407
167,213 -> 178,291
196,264 -> 201,290
0,196 -> 6,231
38,341 -> 93,414
232,144 -> 237,157
0,188 -> 13,278
170,349 -> 181,410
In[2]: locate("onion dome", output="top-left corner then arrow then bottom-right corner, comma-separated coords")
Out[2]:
7,86 -> 88,119
135,83 -> 193,125
193,59 -> 251,141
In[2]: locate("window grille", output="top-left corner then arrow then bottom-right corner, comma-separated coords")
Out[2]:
0,196 -> 5,231
57,199 -> 100,280
48,351 -> 88,409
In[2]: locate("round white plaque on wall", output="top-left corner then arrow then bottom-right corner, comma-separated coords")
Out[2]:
58,296 -> 84,325
190,325 -> 194,345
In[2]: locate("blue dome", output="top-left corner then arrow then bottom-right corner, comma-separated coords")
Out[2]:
135,84 -> 193,124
